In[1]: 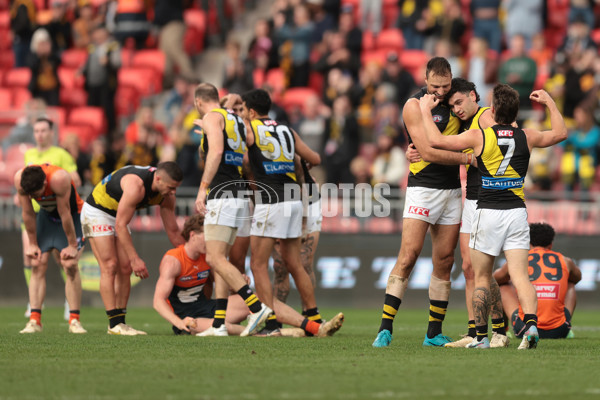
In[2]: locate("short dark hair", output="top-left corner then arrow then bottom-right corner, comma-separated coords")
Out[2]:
529,222 -> 555,248
181,214 -> 204,241
448,78 -> 480,103
492,84 -> 519,125
20,166 -> 46,195
241,89 -> 271,116
426,57 -> 452,79
157,162 -> 183,182
194,83 -> 219,102
34,117 -> 54,130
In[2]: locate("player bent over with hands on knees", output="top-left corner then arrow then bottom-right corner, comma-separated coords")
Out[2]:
153,214 -> 252,335
419,85 -> 568,349
15,164 -> 87,334
81,162 -> 184,335
494,222 -> 581,340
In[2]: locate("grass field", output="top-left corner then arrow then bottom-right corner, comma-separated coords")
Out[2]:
1,307 -> 599,400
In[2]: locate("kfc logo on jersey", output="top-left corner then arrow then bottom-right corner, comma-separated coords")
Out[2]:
432,115 -> 443,123
408,206 -> 430,217
92,225 -> 114,233
498,130 -> 513,137
534,283 -> 559,299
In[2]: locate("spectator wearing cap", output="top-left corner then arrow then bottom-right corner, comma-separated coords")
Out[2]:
381,52 -> 416,108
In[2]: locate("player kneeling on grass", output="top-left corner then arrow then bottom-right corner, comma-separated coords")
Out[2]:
153,214 -> 251,335
494,222 -> 581,340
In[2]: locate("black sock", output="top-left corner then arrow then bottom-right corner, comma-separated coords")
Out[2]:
427,300 -> 448,339
492,317 -> 506,335
265,314 -> 279,330
476,324 -> 488,342
379,294 -> 401,334
523,314 -> 538,332
237,285 -> 262,313
107,309 -> 125,328
304,307 -> 322,323
212,298 -> 228,328
467,319 -> 476,338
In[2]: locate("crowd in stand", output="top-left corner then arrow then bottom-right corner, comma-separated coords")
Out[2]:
2,0 -> 600,194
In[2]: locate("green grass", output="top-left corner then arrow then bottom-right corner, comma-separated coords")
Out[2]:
1,307 -> 599,400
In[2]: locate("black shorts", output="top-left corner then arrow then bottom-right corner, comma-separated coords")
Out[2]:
37,209 -> 84,253
171,297 -> 216,335
511,308 -> 572,339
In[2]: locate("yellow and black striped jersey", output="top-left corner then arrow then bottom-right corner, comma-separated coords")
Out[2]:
461,106 -> 489,200
86,165 -> 163,217
407,88 -> 461,189
200,108 -> 247,200
477,125 -> 530,209
247,118 -> 297,204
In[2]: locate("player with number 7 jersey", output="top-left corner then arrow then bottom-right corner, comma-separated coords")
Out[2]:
419,84 -> 568,350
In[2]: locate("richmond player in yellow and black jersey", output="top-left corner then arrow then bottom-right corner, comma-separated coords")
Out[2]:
241,88 -> 344,338
420,84 -> 568,349
374,58 -> 469,349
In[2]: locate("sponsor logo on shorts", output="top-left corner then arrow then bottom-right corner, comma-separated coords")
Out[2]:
432,115 -> 442,123
408,206 -> 430,217
92,225 -> 114,233
498,130 -> 513,137
534,283 -> 559,299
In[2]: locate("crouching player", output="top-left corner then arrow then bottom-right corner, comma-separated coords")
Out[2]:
494,222 -> 581,340
153,214 -> 251,335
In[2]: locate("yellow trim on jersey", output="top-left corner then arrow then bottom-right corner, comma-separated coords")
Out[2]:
211,108 -> 245,175
251,119 -> 296,181
463,107 -> 490,156
409,114 -> 460,175
481,127 -> 525,201
91,182 -> 120,212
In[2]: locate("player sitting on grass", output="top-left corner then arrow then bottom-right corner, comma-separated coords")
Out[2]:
494,222 -> 581,340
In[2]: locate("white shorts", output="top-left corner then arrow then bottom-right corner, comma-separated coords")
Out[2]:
204,198 -> 250,229
304,200 -> 322,235
402,187 -> 462,225
469,208 -> 530,256
251,201 -> 303,239
80,202 -> 127,237
460,198 -> 477,234
237,201 -> 254,238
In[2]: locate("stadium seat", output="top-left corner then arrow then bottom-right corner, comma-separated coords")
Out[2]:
120,47 -> 134,68
115,85 -> 140,117
360,49 -> 388,66
184,9 -> 207,34
0,50 -> 14,69
265,68 -> 286,96
0,28 -> 11,50
118,67 -> 159,96
400,49 -> 428,83
281,87 -> 319,114
5,143 -> 33,164
183,9 -> 207,54
57,66 -> 84,89
67,106 -> 106,139
59,87 -> 88,109
131,49 -> 166,77
3,68 -> 31,88
0,11 -> 9,29
382,0 -> 399,29
376,29 -> 404,52
0,88 -> 10,109
46,106 -> 67,129
253,68 -> 265,89
60,48 -> 88,69
11,87 -> 31,108
362,30 -> 375,52
58,124 -> 95,151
